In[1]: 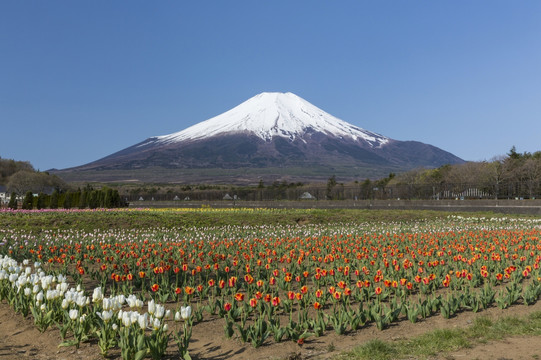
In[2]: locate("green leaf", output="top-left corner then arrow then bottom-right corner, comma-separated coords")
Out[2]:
137,334 -> 147,350
135,349 -> 148,360
299,331 -> 315,340
58,340 -> 79,348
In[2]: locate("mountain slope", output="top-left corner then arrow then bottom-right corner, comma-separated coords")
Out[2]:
57,92 -> 464,183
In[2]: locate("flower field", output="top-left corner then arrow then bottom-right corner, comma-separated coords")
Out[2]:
1,209 -> 541,359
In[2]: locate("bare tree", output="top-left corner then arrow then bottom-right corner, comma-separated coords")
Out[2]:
522,156 -> 541,198
7,170 -> 68,195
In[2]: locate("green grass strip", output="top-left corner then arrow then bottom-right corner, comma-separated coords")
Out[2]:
1,208 -> 451,232
338,311 -> 541,360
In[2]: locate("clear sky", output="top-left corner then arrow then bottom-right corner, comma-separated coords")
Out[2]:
1,1 -> 540,171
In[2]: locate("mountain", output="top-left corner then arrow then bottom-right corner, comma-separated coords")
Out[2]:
56,92 -> 464,184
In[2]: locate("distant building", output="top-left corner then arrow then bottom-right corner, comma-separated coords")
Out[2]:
0,186 -> 8,204
299,192 -> 315,200
437,188 -> 490,199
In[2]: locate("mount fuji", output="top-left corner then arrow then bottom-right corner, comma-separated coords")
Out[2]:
58,92 -> 464,183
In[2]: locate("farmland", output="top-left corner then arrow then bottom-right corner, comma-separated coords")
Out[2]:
1,208 -> 541,359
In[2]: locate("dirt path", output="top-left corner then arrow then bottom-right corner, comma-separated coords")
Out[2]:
445,336 -> 541,360
1,299 -> 541,360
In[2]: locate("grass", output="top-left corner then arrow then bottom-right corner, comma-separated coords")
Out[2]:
2,206 -> 529,233
338,311 -> 541,360
0,208 -> 458,232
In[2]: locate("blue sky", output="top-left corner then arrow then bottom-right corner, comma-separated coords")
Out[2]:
1,1 -> 540,171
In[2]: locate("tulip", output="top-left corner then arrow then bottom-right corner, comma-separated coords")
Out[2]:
180,305 -> 192,320
138,313 -> 148,330
69,309 -> 79,321
155,304 -> 165,319
152,317 -> 161,330
92,287 -> 104,303
148,299 -> 156,315
249,298 -> 257,308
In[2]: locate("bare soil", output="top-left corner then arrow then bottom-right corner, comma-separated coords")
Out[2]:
1,299 -> 541,360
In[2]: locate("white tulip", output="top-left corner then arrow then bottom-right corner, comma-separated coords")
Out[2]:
122,311 -> 131,327
155,304 -> 165,319
126,294 -> 138,308
180,305 -> 192,320
138,313 -> 148,330
69,309 -> 79,320
75,295 -> 87,307
114,296 -> 125,311
117,294 -> 126,305
9,273 -> 18,283
148,299 -> 156,315
130,311 -> 139,325
101,310 -> 113,322
46,289 -> 58,300
102,298 -> 112,311
59,281 -> 69,293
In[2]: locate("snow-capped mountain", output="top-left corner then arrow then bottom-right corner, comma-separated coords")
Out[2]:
150,92 -> 389,147
62,92 -> 464,183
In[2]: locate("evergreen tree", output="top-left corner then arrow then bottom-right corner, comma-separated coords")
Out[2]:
8,192 -> 17,210
50,190 -> 59,209
88,190 -> 99,209
326,175 -> 337,200
111,189 -> 122,207
72,190 -> 81,208
63,192 -> 72,209
22,191 -> 33,210
360,179 -> 373,199
79,190 -> 88,209
36,192 -> 48,209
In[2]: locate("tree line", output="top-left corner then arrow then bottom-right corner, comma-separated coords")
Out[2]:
1,157 -> 68,194
1,158 -> 124,209
120,147 -> 541,202
3,146 -> 540,204
7,186 -> 124,210
383,147 -> 541,200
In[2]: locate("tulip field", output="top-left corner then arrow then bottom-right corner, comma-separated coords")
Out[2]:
1,208 -> 541,359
